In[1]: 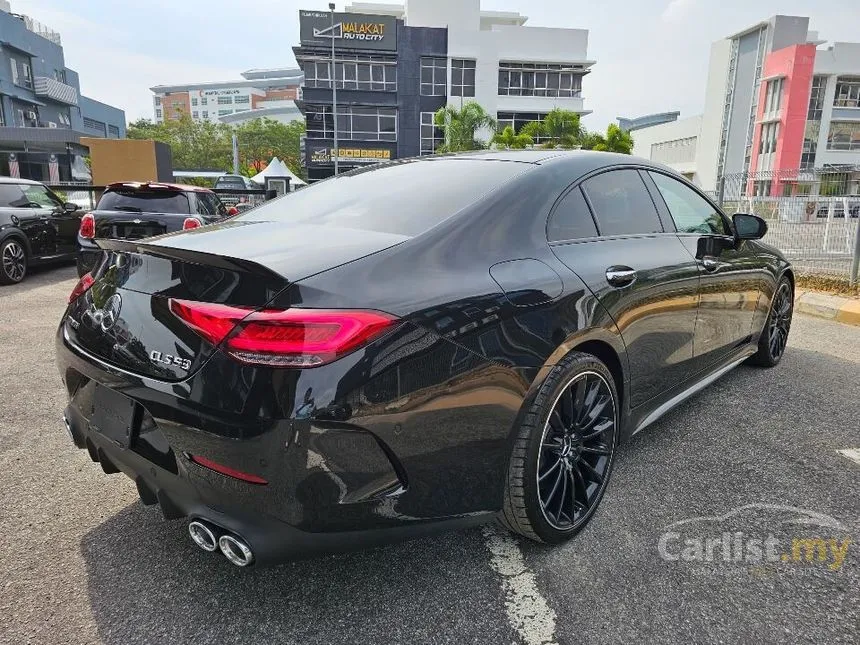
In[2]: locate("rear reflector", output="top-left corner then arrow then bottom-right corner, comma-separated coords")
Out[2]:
79,213 -> 95,239
182,217 -> 202,230
169,299 -> 398,367
69,273 -> 95,303
188,454 -> 268,485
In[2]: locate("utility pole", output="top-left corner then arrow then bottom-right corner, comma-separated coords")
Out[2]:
330,3 -> 339,176
231,134 -> 239,175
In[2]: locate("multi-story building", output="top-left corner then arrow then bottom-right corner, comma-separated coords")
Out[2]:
150,68 -> 304,125
632,15 -> 860,195
294,0 -> 594,180
0,1 -> 126,181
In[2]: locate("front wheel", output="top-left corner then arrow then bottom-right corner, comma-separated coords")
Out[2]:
748,277 -> 793,367
500,352 -> 619,544
0,238 -> 27,285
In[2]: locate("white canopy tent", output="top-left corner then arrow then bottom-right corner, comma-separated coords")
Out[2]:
251,157 -> 306,188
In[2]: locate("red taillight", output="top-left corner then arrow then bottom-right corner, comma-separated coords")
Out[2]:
69,273 -> 95,303
182,217 -> 202,230
188,454 -> 268,485
79,213 -> 95,239
169,299 -> 398,367
227,206 -> 239,216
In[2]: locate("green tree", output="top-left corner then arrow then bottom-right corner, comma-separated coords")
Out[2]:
520,109 -> 583,149
492,125 -> 532,149
234,118 -> 304,176
581,124 -> 634,154
434,101 -> 496,152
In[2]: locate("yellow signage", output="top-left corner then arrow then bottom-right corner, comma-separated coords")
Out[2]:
342,22 -> 386,36
311,148 -> 391,164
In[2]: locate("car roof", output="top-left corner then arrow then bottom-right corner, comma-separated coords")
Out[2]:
105,181 -> 213,193
0,176 -> 44,186
429,149 -> 665,174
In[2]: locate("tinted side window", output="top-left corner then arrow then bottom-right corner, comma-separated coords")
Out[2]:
582,170 -> 663,236
547,187 -> 598,242
0,184 -> 29,208
22,184 -> 62,209
649,172 -> 728,235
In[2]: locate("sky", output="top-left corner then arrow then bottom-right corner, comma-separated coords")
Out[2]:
14,0 -> 860,130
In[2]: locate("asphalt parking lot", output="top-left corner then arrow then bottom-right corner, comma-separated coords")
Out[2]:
1,264 -> 858,645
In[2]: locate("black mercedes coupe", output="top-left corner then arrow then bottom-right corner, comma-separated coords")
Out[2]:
56,151 -> 793,567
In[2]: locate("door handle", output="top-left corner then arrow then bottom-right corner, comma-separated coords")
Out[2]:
701,257 -> 722,272
606,266 -> 637,287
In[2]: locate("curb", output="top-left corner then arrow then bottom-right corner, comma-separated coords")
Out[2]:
795,290 -> 860,327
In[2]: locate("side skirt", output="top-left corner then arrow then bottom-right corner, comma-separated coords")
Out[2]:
629,346 -> 757,436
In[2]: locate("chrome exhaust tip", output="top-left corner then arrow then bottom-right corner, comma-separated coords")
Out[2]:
218,534 -> 255,567
63,415 -> 74,442
188,520 -> 219,552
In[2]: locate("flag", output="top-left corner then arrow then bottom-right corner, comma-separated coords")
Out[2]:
8,153 -> 20,178
48,154 -> 60,183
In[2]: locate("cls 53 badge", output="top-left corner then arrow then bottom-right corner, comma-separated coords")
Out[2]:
150,350 -> 191,371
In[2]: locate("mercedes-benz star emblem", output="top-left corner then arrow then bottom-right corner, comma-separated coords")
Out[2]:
91,293 -> 122,332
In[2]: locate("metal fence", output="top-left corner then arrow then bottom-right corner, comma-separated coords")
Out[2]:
716,168 -> 860,284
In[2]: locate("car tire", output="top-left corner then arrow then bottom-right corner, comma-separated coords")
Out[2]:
499,351 -> 619,544
0,238 -> 28,285
748,276 -> 793,368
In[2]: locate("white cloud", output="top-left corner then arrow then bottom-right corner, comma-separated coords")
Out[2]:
660,0 -> 696,23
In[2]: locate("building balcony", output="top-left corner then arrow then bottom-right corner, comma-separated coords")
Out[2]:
33,77 -> 79,106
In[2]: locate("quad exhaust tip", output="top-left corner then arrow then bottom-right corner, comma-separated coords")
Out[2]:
188,520 -> 219,552
218,534 -> 255,567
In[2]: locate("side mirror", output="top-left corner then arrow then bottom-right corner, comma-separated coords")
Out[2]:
226,206 -> 239,216
64,202 -> 80,213
733,213 -> 767,241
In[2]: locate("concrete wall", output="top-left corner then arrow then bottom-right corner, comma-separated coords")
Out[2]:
405,0 -> 480,29
631,115 -> 702,180
698,39 -> 732,192
78,96 -> 126,138
813,43 -> 860,169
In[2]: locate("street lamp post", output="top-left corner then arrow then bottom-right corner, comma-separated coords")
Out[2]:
330,3 -> 339,176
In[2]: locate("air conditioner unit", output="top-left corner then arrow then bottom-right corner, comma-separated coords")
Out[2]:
26,111 -> 37,119
47,121 -> 57,128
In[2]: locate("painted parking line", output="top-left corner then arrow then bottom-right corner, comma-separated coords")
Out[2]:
837,449 -> 860,466
482,525 -> 558,645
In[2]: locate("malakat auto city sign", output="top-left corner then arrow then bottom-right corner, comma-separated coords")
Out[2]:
299,10 -> 397,51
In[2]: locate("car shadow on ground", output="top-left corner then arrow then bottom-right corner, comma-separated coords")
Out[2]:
80,503 -> 513,645
0,262 -> 76,297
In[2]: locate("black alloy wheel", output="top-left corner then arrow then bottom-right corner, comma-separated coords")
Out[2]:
500,352 -> 619,543
537,371 -> 616,530
749,277 -> 793,367
0,239 -> 27,285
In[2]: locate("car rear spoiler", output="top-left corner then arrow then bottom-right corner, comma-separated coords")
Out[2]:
95,238 -> 290,285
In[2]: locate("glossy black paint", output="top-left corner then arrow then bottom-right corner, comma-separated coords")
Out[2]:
56,151 -> 792,564
0,180 -> 81,280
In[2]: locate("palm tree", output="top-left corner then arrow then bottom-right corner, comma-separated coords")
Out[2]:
582,124 -> 634,154
492,126 -> 532,149
521,109 -> 583,149
434,102 -> 496,152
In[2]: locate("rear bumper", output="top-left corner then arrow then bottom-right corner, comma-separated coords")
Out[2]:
55,324 -> 498,565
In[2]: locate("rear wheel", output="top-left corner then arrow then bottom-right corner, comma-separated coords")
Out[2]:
500,352 -> 619,543
0,238 -> 27,285
748,277 -> 793,367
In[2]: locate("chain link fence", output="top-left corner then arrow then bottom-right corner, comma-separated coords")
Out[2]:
716,167 -> 860,285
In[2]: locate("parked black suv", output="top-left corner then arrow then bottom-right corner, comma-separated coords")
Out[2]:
77,182 -> 234,276
0,177 -> 82,285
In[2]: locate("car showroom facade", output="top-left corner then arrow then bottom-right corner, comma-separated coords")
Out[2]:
293,0 -> 594,180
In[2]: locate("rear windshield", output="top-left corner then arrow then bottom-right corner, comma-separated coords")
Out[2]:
237,159 -> 531,236
214,178 -> 246,189
97,190 -> 191,214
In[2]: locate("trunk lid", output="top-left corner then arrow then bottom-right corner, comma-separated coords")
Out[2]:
64,219 -> 407,381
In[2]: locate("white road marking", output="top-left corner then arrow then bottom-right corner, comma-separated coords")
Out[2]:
837,449 -> 860,466
482,525 -> 558,645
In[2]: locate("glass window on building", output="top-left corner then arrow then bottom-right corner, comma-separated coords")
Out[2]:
496,112 -> 550,143
202,110 -> 208,118
9,58 -> 18,85
218,109 -> 232,116
763,77 -> 784,115
192,111 -> 199,119
827,121 -> 860,151
154,96 -> 162,106
21,61 -> 32,88
758,122 -> 779,154
304,56 -> 396,92
833,77 -> 860,108
234,95 -> 250,104
451,59 -> 476,97
108,124 -> 120,137
420,112 -> 444,154
155,108 -> 162,119
201,97 -> 208,105
217,95 -> 232,105
191,98 -> 198,106
498,62 -> 584,98
306,105 -> 397,142
420,57 -> 447,96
